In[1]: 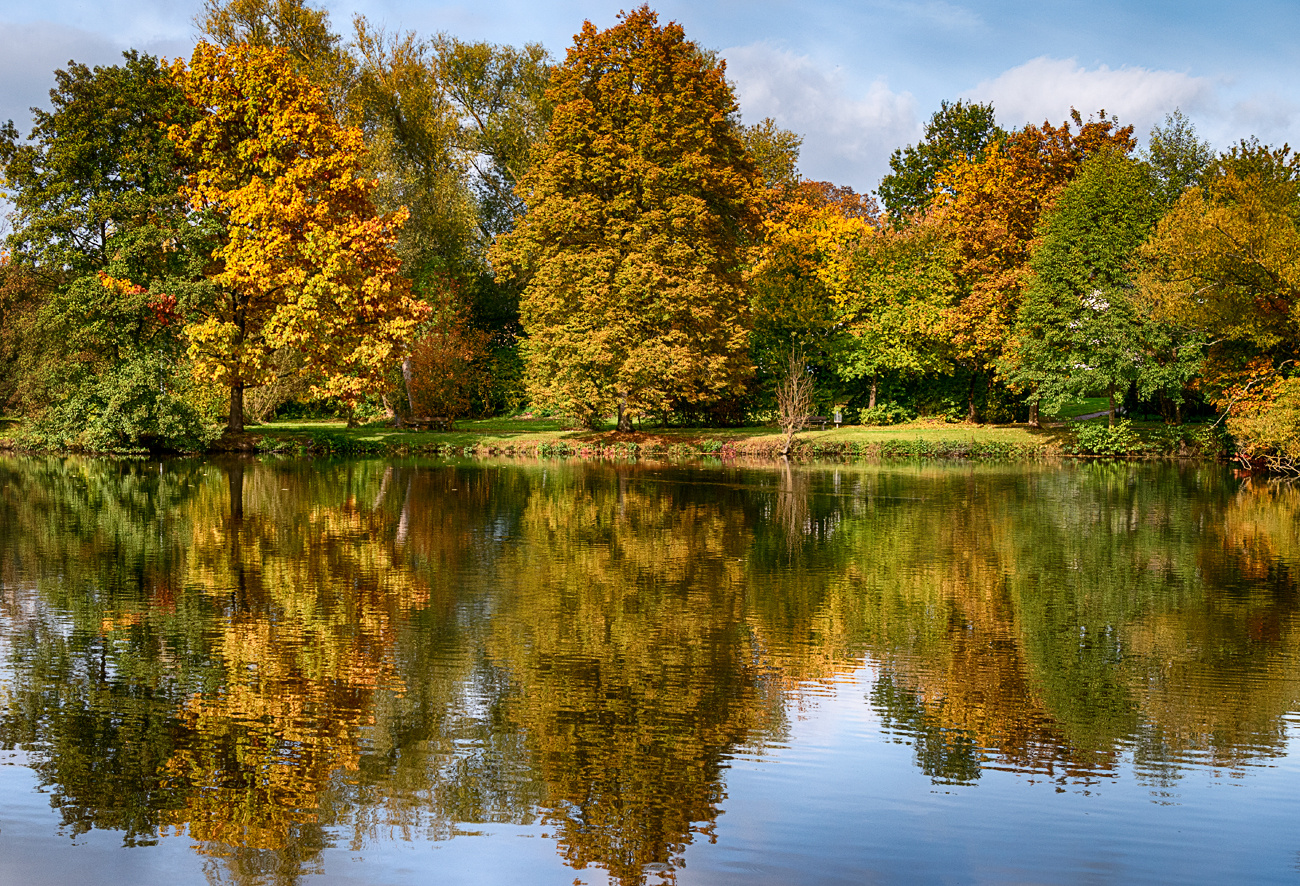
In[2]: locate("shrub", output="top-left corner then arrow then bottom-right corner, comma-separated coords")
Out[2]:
858,402 -> 914,426
1070,419 -> 1144,456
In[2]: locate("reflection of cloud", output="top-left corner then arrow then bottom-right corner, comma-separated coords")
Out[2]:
963,56 -> 1214,134
723,42 -> 920,192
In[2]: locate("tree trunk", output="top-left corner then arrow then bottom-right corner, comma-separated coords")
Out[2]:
228,383 -> 245,434
1029,399 -> 1040,428
402,356 -> 416,416
869,377 -> 878,410
966,373 -> 978,423
616,397 -> 632,432
1108,383 -> 1116,428
382,394 -> 404,428
1175,400 -> 1182,425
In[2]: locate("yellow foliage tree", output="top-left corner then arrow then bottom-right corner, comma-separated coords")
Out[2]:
169,42 -> 428,432
492,7 -> 761,430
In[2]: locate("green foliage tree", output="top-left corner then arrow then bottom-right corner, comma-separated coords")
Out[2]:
492,6 -> 761,430
1010,149 -> 1194,425
740,117 -> 803,200
1145,109 -> 1213,208
349,24 -> 552,419
0,52 -> 216,451
937,110 -> 1137,421
433,35 -> 554,243
832,215 -> 957,409
877,99 -> 1003,221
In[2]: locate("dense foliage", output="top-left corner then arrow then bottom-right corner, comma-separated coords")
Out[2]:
1,0 -> 1298,465
492,6 -> 761,430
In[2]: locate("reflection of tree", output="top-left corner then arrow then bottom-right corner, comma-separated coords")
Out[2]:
4,454 -> 1300,882
826,463 -> 1300,783
872,672 -> 981,784
486,464 -> 785,885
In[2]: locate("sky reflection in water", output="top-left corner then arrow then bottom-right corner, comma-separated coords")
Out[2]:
0,456 -> 1298,885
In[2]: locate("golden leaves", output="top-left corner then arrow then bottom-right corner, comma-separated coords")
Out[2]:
170,41 -> 427,410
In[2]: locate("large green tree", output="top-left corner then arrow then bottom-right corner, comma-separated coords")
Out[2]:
0,52 -> 215,451
1009,149 -> 1195,425
492,6 -> 761,429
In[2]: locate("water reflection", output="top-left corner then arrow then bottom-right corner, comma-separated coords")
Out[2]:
1,456 -> 1299,884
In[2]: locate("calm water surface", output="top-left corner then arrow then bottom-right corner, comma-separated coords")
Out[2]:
1,455 -> 1298,885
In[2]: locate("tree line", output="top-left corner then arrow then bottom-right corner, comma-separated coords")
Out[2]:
1,1 -> 1298,466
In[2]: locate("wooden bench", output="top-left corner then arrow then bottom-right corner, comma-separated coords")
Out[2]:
803,415 -> 831,430
410,416 -> 454,431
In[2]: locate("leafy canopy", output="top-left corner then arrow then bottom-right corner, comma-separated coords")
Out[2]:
1010,148 -> 1192,420
878,100 -> 1003,221
0,52 -> 214,450
492,5 -> 761,428
170,41 -> 427,431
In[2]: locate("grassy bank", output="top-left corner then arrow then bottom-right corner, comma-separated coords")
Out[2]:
0,409 -> 1226,461
230,414 -> 1223,461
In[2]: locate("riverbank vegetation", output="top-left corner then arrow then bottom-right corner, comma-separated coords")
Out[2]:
1,1 -> 1296,467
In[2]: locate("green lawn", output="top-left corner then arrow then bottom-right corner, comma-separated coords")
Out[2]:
243,414 -> 1076,457
1045,397 -> 1111,421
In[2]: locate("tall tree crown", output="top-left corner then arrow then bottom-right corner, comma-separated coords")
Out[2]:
492,5 -> 761,427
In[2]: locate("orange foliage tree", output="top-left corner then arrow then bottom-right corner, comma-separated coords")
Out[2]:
936,110 -> 1135,420
405,310 -> 494,425
169,41 -> 428,432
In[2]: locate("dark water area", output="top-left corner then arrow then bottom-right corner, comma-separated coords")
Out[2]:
1,455 -> 1299,885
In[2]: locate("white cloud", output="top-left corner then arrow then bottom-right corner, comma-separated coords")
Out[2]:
963,56 -> 1214,135
723,42 -> 921,192
0,20 -> 192,136
962,56 -> 1300,154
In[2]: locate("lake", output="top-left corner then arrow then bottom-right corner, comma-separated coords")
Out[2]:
1,455 -> 1298,885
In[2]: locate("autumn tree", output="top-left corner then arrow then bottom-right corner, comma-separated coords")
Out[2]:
197,0 -> 353,103
936,110 -> 1136,420
1009,149 -> 1196,425
830,214 -> 957,410
877,99 -> 1003,221
1139,140 -> 1300,464
169,43 -> 426,433
748,179 -> 878,410
405,306 -> 494,425
492,6 -> 761,430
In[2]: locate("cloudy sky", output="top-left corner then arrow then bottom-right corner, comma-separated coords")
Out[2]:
2,0 -> 1297,192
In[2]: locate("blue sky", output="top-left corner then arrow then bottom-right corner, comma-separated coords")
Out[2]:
2,0 -> 1297,193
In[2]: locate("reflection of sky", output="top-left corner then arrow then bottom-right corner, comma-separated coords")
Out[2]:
0,753 -> 208,886
6,664 -> 1299,884
2,1 -> 1298,192
685,666 -> 1300,886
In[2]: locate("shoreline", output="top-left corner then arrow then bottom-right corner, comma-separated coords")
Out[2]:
0,417 -> 1227,463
